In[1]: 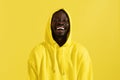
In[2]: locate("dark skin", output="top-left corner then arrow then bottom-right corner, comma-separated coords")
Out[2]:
51,10 -> 70,47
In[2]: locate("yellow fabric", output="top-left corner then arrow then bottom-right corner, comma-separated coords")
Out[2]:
28,9 -> 93,80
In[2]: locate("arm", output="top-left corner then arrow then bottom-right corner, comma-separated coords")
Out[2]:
28,60 -> 38,80
28,48 -> 39,80
27,45 -> 44,80
77,47 -> 93,80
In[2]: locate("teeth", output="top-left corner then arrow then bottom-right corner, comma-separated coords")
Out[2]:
57,27 -> 64,30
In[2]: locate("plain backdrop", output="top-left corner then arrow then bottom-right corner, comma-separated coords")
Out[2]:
0,0 -> 120,80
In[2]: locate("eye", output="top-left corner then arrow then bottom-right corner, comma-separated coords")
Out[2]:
53,19 -> 59,22
63,19 -> 68,22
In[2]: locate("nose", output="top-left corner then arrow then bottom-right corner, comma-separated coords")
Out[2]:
57,19 -> 65,25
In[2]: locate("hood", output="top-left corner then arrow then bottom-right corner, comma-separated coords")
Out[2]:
45,8 -> 72,47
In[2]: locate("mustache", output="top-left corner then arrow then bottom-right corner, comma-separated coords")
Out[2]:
56,23 -> 69,26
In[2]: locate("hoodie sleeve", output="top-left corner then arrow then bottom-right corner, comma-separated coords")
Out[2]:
28,45 -> 42,80
28,49 -> 38,80
28,61 -> 38,80
77,46 -> 93,80
28,44 -> 45,80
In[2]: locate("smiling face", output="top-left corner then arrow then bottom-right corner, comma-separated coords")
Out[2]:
51,10 -> 70,37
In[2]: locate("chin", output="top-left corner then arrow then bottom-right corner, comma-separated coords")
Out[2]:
56,33 -> 67,37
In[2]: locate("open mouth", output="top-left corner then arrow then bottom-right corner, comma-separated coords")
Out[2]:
56,26 -> 65,30
55,26 -> 65,33
56,25 -> 65,30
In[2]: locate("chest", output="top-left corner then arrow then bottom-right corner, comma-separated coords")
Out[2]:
38,47 -> 77,80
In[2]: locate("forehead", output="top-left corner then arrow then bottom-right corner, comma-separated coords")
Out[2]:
52,11 -> 68,19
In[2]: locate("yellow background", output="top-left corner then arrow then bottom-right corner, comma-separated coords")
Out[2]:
0,0 -> 120,80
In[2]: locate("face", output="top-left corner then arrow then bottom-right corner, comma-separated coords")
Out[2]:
51,11 -> 70,37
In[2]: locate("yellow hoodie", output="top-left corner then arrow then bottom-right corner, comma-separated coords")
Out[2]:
28,9 -> 93,80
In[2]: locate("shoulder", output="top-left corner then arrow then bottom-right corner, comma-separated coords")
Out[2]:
71,42 -> 90,60
71,42 -> 87,52
32,42 -> 45,53
28,42 -> 46,64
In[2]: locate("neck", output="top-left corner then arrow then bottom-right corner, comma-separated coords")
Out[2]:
54,36 -> 67,47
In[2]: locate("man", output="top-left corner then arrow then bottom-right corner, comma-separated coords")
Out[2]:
28,9 -> 93,80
